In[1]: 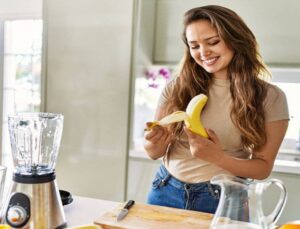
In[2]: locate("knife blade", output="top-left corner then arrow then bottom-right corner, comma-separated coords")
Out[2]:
116,200 -> 135,221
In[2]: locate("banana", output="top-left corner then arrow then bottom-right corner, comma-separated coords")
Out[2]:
145,94 -> 208,138
145,111 -> 188,131
184,94 -> 208,137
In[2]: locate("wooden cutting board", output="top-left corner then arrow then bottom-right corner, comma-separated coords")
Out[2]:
94,202 -> 213,229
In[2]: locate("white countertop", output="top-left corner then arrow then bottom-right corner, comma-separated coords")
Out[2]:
64,196 -> 119,227
274,159 -> 300,175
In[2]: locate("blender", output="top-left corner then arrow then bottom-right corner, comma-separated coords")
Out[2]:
1,112 -> 66,228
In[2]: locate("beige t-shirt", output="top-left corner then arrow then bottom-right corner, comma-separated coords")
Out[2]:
159,78 -> 289,183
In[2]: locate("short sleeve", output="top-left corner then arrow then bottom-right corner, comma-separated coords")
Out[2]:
264,84 -> 290,122
158,79 -> 176,106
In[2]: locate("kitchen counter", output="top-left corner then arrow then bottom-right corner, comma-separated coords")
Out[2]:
64,196 -> 213,228
274,158 -> 300,174
64,196 -> 119,227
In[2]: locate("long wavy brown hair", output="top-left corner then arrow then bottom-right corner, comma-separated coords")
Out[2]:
164,5 -> 270,150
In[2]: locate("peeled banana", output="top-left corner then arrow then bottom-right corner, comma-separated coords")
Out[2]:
145,111 -> 188,130
145,94 -> 208,138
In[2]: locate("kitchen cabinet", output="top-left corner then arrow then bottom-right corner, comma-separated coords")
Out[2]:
137,0 -> 300,65
265,172 -> 300,225
127,157 -> 160,203
43,0 -> 134,201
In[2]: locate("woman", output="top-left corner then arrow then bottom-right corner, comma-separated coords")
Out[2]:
144,5 -> 289,215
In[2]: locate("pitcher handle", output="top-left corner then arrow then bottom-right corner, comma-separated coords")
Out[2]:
264,178 -> 288,228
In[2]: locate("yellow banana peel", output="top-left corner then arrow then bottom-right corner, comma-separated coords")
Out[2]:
145,94 -> 208,138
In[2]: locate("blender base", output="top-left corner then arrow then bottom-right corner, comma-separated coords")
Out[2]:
2,175 -> 66,229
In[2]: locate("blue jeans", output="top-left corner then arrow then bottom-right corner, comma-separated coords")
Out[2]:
147,164 -> 221,214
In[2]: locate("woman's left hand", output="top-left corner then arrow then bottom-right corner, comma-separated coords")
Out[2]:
184,127 -> 224,164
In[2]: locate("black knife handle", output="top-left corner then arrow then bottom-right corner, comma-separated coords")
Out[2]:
124,200 -> 135,210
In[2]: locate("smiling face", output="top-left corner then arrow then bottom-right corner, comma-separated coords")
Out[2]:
185,20 -> 234,79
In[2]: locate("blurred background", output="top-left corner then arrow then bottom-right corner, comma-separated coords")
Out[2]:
0,0 -> 300,224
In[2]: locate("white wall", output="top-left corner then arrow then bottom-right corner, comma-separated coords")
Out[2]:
148,0 -> 300,65
0,0 -> 42,19
43,0 -> 134,201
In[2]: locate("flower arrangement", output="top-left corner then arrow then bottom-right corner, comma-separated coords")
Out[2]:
145,67 -> 171,88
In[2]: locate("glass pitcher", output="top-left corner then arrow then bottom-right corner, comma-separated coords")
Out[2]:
8,112 -> 64,175
210,174 -> 287,229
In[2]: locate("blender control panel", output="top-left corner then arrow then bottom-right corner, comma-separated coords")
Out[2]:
6,192 -> 30,228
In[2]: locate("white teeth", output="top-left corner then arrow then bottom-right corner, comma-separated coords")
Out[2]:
203,57 -> 217,64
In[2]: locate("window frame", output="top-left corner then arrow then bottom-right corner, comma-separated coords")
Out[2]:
0,16 -> 44,164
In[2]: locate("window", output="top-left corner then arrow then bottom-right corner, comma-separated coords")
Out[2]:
1,19 -> 43,168
270,67 -> 300,152
131,66 -> 172,153
130,66 -> 300,156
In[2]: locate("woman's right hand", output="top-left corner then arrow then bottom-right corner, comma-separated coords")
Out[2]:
144,123 -> 171,160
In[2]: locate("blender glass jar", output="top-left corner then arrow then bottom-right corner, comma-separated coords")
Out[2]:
8,112 -> 64,175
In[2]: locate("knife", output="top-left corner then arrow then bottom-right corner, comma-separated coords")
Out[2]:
116,200 -> 135,221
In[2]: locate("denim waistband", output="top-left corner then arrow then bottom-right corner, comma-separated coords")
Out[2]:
157,164 -> 219,192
